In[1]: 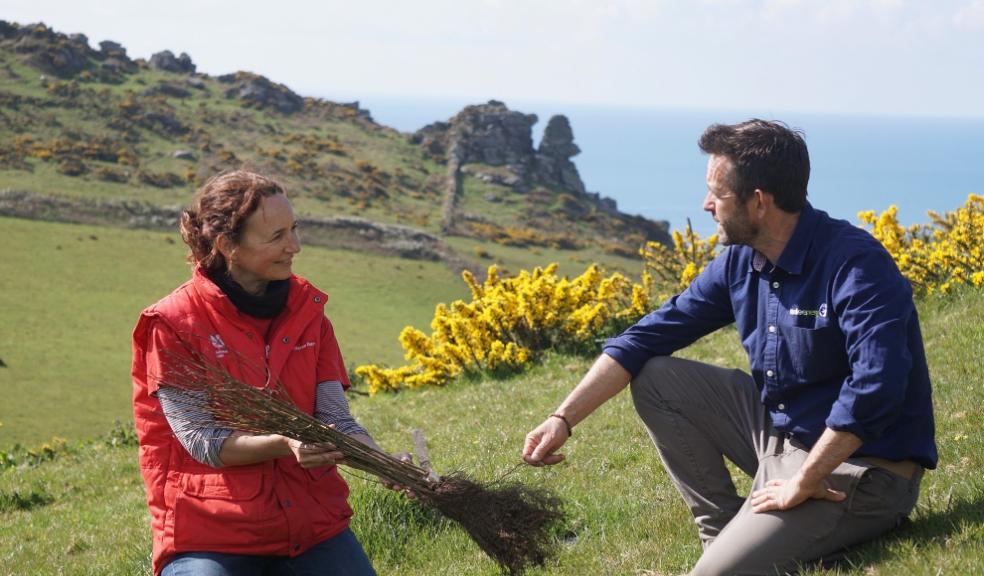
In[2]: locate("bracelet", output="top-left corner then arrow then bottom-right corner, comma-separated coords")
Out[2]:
549,413 -> 573,437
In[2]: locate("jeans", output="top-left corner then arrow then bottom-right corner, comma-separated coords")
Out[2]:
160,528 -> 376,576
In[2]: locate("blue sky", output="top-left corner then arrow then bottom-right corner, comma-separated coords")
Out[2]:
3,0 -> 983,117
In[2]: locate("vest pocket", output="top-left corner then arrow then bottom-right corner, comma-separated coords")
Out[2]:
168,470 -> 282,551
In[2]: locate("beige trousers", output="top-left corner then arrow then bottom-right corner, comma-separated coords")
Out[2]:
629,356 -> 921,576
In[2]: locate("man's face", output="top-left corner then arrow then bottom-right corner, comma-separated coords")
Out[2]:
703,155 -> 757,246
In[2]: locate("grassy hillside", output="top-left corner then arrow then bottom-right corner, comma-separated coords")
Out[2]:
1,289 -> 982,575
0,21 -> 666,257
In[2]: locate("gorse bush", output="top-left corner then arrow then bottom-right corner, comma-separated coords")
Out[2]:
640,218 -> 719,303
355,264 -> 650,395
859,194 -> 984,296
356,197 -> 983,394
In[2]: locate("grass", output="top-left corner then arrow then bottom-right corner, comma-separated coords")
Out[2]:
0,216 -> 466,446
1,285 -> 981,574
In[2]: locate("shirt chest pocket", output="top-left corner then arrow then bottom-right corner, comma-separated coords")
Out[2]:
780,324 -> 848,384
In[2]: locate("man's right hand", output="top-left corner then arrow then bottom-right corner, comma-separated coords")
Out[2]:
522,416 -> 570,466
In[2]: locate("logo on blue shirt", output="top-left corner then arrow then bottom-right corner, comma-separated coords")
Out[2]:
790,304 -> 828,318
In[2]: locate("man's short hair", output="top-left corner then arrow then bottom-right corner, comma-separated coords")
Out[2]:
698,119 -> 810,213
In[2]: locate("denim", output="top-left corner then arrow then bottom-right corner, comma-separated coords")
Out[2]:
160,529 -> 376,576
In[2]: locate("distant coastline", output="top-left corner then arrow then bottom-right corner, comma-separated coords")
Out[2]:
333,95 -> 984,237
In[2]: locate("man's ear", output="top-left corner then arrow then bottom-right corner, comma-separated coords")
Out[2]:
752,189 -> 773,217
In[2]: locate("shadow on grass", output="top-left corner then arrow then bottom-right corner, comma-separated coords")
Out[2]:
829,496 -> 984,571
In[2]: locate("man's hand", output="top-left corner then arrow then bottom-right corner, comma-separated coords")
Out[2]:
750,474 -> 846,513
381,452 -> 415,495
522,417 -> 570,466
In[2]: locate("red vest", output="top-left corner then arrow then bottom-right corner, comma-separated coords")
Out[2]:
131,268 -> 352,574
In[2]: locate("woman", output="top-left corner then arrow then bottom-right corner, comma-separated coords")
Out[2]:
132,170 -> 394,575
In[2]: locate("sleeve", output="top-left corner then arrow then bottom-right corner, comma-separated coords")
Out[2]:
157,387 -> 233,467
314,380 -> 369,437
825,248 -> 915,442
317,316 -> 350,389
146,321 -> 233,467
603,249 -> 736,377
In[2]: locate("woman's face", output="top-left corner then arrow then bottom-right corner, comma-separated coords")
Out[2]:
225,193 -> 300,294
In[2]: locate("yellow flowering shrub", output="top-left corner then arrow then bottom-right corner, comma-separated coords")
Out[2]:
355,263 -> 649,394
859,194 -> 984,296
640,218 -> 719,303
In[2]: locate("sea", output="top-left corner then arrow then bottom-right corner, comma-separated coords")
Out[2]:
325,95 -> 984,238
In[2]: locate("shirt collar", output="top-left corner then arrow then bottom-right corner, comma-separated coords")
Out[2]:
747,202 -> 819,276
774,202 -> 819,275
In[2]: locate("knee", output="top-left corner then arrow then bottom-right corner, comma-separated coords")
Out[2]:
629,355 -> 685,409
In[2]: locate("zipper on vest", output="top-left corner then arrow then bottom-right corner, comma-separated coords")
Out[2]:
263,344 -> 272,389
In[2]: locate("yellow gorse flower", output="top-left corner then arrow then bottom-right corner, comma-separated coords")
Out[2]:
355,263 -> 648,394
859,194 -> 984,297
640,218 -> 719,304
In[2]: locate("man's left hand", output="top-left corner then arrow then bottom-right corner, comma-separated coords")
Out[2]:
750,475 -> 846,513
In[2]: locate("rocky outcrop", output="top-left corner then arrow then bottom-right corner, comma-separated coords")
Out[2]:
410,101 -> 587,195
217,71 -> 303,114
412,101 -> 537,189
149,50 -> 196,74
0,21 -> 144,79
1,22 -> 92,78
533,115 -> 586,194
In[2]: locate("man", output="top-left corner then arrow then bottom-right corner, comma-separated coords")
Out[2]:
522,120 -> 937,575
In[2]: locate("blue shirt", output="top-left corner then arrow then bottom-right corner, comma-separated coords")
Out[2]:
604,204 -> 938,469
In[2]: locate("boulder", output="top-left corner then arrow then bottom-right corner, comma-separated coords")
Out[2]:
149,50 -> 196,74
185,76 -> 207,90
98,40 -> 127,59
219,72 -> 303,114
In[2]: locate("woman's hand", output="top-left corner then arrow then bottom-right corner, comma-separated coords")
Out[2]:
284,437 -> 345,469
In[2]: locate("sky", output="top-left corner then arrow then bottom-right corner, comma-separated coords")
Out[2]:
3,0 -> 984,118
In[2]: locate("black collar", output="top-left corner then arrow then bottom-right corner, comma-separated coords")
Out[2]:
208,270 -> 289,318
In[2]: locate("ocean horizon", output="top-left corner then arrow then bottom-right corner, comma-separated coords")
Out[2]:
324,95 -> 984,239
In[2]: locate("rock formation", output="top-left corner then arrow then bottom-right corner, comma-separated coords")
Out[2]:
533,115 -> 586,195
410,100 -> 587,196
149,50 -> 196,74
217,71 -> 304,114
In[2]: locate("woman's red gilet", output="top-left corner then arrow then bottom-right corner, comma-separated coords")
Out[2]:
131,268 -> 352,574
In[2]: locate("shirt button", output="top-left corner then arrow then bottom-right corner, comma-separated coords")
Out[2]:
766,369 -> 775,377
282,336 -> 290,344
777,403 -> 786,410
768,325 -> 776,333
772,281 -> 780,289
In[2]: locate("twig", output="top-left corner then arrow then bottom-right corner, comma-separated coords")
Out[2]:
412,428 -> 442,484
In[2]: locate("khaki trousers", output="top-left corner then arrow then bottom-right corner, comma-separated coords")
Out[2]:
629,356 -> 922,576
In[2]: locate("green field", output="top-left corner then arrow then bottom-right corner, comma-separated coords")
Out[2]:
0,216 -> 472,446
1,287 -> 982,574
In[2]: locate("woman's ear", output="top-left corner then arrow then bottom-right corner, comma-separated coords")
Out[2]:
216,234 -> 235,262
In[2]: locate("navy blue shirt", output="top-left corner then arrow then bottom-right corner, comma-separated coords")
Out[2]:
604,204 -> 938,469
